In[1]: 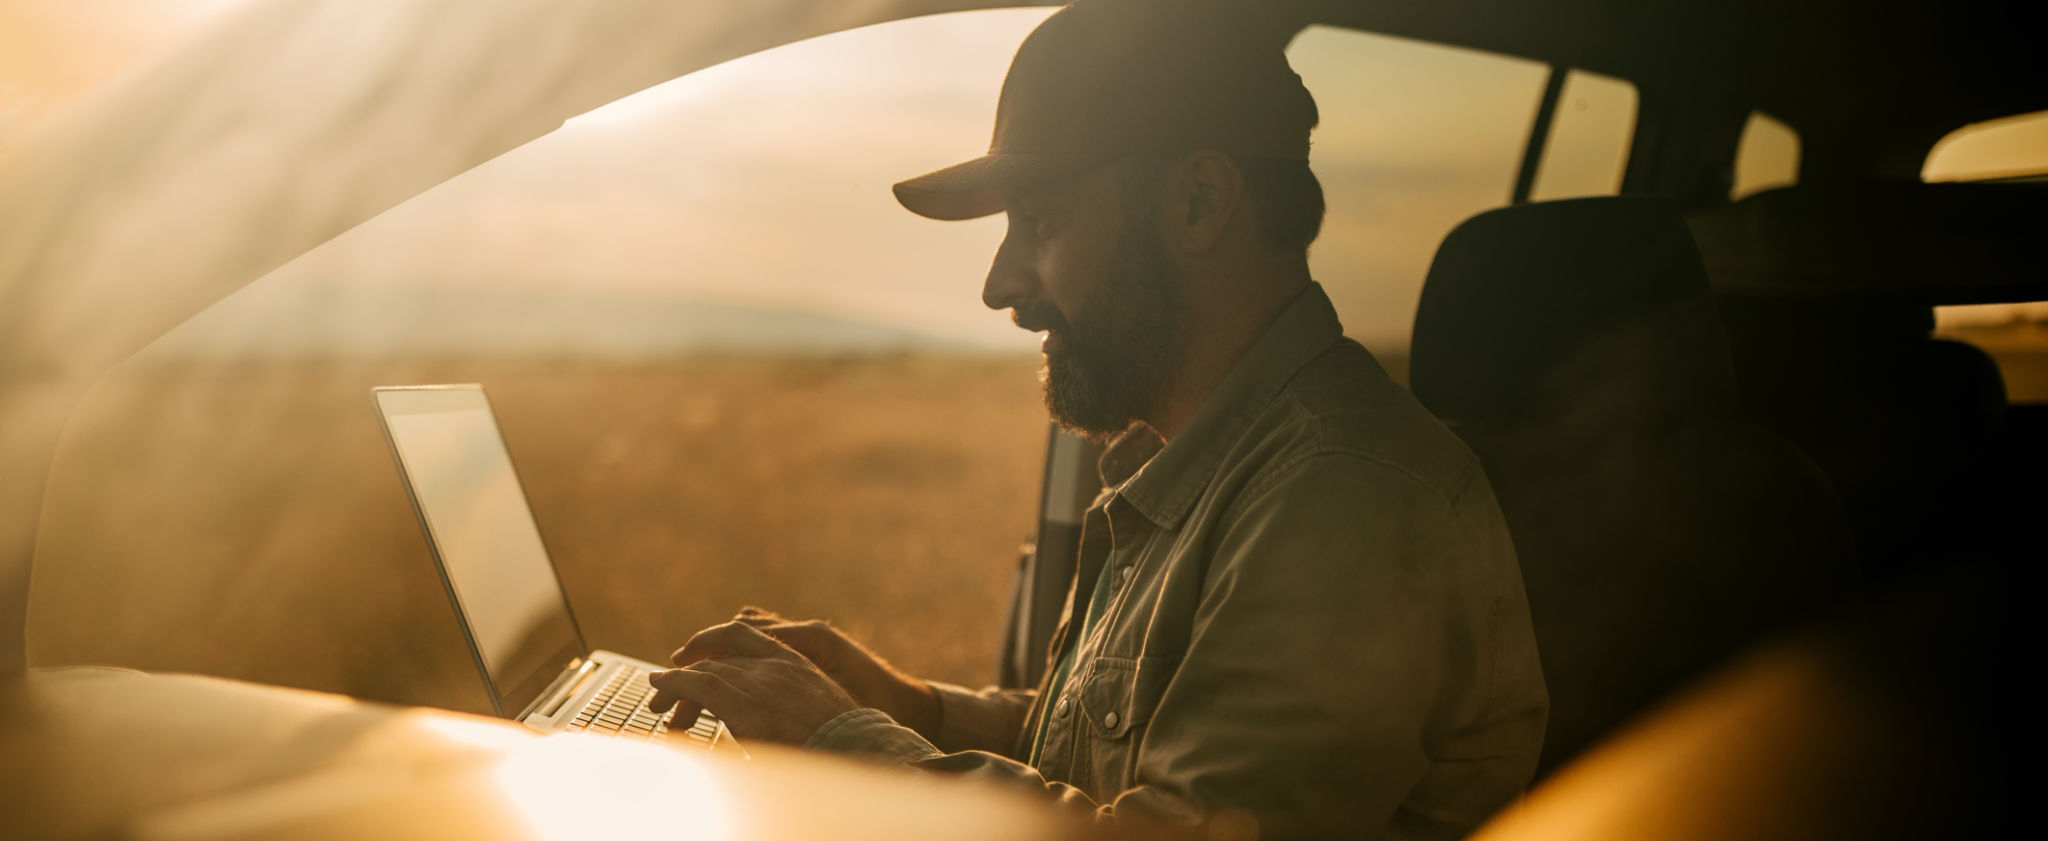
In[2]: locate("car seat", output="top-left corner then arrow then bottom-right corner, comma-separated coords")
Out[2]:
1409,196 -> 1859,779
1689,182 -> 2041,579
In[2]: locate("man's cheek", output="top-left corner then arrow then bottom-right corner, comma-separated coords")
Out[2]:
1035,248 -> 1093,311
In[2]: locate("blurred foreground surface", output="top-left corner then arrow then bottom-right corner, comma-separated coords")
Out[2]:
5,564 -> 2016,841
0,667 -> 1114,841
29,355 -> 1044,712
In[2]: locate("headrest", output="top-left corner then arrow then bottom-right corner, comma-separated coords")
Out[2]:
1689,182 -> 2048,306
1411,196 -> 1738,422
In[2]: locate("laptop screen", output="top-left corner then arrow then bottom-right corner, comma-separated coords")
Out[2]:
375,386 -> 584,717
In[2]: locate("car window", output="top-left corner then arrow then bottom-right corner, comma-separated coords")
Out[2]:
1935,302 -> 2048,402
1922,114 -> 2048,400
1732,111 -> 1800,200
1923,109 -> 2048,183
0,2 -> 245,138
29,8 -> 1058,712
1527,69 -> 1638,202
32,13 -> 1568,711
1287,26 -> 1550,382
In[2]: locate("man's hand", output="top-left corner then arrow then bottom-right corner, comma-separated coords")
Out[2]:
646,621 -> 860,746
728,607 -> 941,737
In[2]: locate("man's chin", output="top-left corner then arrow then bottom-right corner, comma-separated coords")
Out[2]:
1042,372 -> 1132,442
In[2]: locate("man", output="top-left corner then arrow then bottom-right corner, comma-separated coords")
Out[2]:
647,2 -> 1547,838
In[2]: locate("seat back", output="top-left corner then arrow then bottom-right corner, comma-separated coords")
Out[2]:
1689,182 -> 2041,576
1412,197 -> 1857,778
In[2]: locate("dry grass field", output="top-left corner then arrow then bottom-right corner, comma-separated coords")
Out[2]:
28,354 -> 1047,715
21,330 -> 2036,720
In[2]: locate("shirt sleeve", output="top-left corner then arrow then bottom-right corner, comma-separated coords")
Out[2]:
802,707 -> 1119,816
804,453 -> 1511,839
926,681 -> 1035,756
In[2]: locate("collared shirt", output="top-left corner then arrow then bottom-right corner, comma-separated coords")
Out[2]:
1028,551 -> 1113,765
806,283 -> 1547,841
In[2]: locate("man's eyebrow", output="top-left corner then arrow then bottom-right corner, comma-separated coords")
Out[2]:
1010,176 -> 1077,211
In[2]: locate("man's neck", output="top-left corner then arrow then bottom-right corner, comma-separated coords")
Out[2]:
1144,268 -> 1312,442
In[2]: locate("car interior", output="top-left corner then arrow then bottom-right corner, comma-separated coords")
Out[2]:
1,0 -> 2041,838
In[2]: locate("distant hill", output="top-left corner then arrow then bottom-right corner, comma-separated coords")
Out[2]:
145,284 -> 1022,360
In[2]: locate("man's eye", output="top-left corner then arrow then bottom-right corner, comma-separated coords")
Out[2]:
1013,211 -> 1052,243
1030,213 -> 1054,239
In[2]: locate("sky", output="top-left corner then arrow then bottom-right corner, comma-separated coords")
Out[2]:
25,4 -> 1561,360
1,1 -> 2038,361
0,0 -> 245,135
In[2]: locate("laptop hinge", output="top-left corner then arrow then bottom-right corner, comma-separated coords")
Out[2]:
517,656 -> 592,721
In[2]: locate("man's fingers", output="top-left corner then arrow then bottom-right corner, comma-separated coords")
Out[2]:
689,657 -> 755,684
645,688 -> 698,721
669,620 -> 794,667
730,617 -> 836,650
733,608 -> 795,636
735,618 -> 816,647
717,622 -> 793,659
647,667 -> 741,718
644,669 -> 700,717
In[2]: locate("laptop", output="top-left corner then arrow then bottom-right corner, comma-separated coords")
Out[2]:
372,384 -> 740,754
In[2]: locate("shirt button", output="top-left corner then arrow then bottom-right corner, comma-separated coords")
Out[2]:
1055,697 -> 1070,717
1117,566 -> 1133,585
1104,711 -> 1120,729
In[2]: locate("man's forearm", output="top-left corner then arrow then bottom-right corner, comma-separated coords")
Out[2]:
919,682 -> 1036,756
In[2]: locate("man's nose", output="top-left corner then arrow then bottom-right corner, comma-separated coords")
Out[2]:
982,228 -> 1035,313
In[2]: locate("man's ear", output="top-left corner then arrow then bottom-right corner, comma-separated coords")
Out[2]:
1170,150 -> 1245,256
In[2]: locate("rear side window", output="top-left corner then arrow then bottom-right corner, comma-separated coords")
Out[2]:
1287,26 -> 1551,382
1925,111 -> 2048,400
1936,303 -> 2048,403
1732,111 -> 1800,199
1528,69 -> 1638,202
1924,109 -> 2048,183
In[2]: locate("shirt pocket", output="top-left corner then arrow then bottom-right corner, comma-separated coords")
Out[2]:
1072,655 -> 1178,798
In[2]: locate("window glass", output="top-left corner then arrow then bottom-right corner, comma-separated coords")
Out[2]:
1935,303 -> 2048,402
1528,69 -> 1638,202
31,9 -> 1057,712
1918,111 -> 2048,399
1732,111 -> 1800,200
32,13 -> 1564,710
1923,109 -> 2048,182
1287,26 -> 1549,382
0,1 -> 247,138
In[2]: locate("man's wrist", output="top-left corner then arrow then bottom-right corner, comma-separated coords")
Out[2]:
892,678 -> 941,737
802,707 -> 946,766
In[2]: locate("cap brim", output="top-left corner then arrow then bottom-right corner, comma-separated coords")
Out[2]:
892,153 -> 1103,221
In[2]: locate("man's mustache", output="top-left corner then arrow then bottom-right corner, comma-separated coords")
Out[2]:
1013,302 -> 1069,335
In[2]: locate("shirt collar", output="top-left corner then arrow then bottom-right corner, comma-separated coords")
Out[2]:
1103,282 -> 1347,529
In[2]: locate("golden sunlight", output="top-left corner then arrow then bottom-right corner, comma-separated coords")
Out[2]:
489,735 -> 737,841
0,0 -> 251,137
1923,109 -> 2048,182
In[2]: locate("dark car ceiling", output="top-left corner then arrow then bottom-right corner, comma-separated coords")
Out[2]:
1247,0 -> 2046,178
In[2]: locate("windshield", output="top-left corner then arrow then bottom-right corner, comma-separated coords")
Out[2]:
26,8 -> 1616,712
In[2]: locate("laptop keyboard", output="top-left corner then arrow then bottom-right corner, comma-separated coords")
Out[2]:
561,667 -> 722,747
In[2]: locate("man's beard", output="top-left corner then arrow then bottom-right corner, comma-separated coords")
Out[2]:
1026,226 -> 1187,441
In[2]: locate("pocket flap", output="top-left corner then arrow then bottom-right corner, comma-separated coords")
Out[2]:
1076,656 -> 1175,739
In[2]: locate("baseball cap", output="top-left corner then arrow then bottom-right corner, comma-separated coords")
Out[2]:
892,0 -> 1317,221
